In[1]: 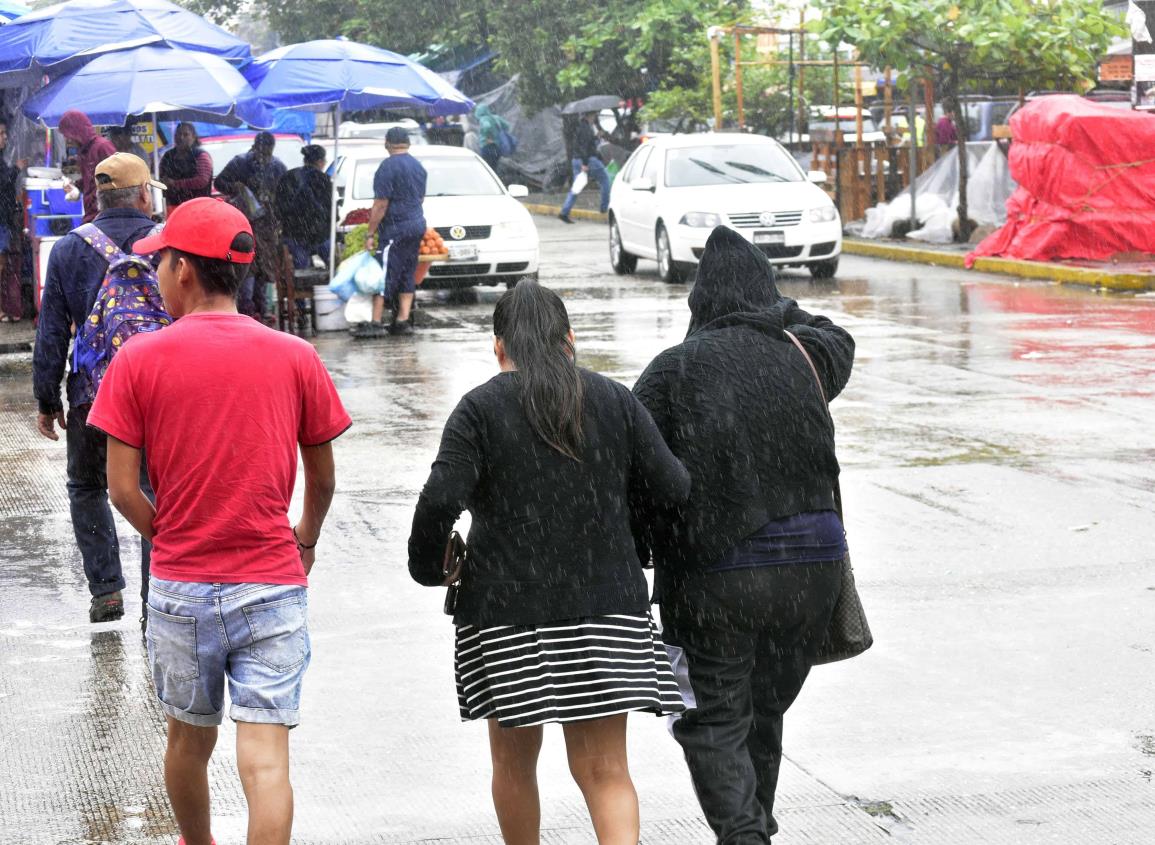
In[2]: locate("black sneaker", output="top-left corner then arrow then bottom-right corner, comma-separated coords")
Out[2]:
351,322 -> 388,339
558,213 -> 574,224
90,591 -> 124,623
388,320 -> 414,336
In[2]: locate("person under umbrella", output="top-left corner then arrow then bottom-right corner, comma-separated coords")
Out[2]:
275,144 -> 331,270
58,109 -> 117,223
159,122 -> 213,210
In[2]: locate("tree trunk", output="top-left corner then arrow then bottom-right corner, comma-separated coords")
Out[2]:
947,69 -> 973,242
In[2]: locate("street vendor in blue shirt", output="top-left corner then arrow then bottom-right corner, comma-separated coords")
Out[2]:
366,126 -> 427,336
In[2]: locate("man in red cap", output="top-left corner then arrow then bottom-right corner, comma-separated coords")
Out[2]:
88,196 -> 351,845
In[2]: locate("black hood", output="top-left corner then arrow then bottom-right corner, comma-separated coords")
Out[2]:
686,226 -> 783,336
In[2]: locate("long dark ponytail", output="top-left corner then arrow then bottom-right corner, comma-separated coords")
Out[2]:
493,281 -> 584,460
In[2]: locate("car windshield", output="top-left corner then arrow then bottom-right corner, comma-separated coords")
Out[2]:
351,155 -> 505,200
201,138 -> 297,177
665,144 -> 802,187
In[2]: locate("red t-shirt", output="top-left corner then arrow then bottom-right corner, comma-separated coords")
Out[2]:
88,313 -> 351,585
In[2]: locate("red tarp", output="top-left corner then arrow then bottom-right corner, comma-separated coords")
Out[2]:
967,96 -> 1155,265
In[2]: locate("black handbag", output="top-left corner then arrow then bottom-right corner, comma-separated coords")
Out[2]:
442,531 -> 467,616
783,331 -> 873,665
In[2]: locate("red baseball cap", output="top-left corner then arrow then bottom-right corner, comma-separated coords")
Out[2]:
133,197 -> 255,264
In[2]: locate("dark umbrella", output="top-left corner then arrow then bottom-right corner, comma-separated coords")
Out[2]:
560,95 -> 622,115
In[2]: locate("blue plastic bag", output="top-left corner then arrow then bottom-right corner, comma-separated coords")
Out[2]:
329,251 -> 383,300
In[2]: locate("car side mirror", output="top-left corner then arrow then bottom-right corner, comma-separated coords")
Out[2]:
807,170 -> 828,185
507,184 -> 529,198
633,176 -> 655,192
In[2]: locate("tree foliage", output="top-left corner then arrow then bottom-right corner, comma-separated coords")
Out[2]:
818,0 -> 1124,239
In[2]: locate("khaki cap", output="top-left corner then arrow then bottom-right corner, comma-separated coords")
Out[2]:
94,153 -> 165,191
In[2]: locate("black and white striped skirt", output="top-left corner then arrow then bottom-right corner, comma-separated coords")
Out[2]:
455,613 -> 686,728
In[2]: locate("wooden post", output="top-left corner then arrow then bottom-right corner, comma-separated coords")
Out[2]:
883,67 -> 892,134
924,75 -> 935,157
734,31 -> 745,130
854,63 -> 864,149
709,29 -> 723,131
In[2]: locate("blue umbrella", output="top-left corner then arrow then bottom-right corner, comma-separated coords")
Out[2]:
238,38 -> 474,277
0,1 -> 31,22
0,0 -> 250,82
22,45 -> 265,129
240,38 -> 474,118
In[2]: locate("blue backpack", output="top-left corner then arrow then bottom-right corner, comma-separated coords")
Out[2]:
72,223 -> 172,404
497,127 -> 518,157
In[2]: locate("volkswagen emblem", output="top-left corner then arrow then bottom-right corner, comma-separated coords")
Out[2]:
758,211 -> 776,227
449,225 -> 467,240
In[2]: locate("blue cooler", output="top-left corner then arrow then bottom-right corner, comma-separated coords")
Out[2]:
25,176 -> 83,236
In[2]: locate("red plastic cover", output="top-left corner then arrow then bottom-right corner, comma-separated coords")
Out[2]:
968,95 -> 1155,265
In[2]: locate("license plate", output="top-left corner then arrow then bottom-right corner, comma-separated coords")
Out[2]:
447,243 -> 479,262
754,230 -> 785,245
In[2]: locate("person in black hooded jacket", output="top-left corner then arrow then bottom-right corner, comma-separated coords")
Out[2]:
632,226 -> 855,845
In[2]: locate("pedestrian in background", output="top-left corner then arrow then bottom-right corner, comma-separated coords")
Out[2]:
365,126 -> 426,336
91,197 -> 350,845
32,153 -> 163,625
475,103 -> 511,172
936,109 -> 959,146
408,281 -> 690,845
559,111 -> 610,224
108,123 -> 152,166
276,144 -> 332,269
0,116 -> 27,323
58,109 -> 117,223
160,122 -> 213,210
632,226 -> 856,845
215,131 -> 287,322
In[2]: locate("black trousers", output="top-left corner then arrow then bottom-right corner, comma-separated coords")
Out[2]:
661,562 -> 843,844
66,404 -> 153,603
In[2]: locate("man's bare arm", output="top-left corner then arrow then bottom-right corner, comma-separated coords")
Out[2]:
106,436 -> 156,541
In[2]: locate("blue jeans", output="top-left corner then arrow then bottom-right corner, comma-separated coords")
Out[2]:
146,578 -> 311,727
66,403 -> 153,601
284,237 -> 331,270
561,157 -> 611,217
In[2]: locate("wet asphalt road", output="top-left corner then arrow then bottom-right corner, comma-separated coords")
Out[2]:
1,216 -> 1154,843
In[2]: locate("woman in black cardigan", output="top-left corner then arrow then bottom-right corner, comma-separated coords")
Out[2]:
409,280 -> 690,844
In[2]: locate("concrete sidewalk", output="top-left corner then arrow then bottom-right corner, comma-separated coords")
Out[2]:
0,319 -> 34,355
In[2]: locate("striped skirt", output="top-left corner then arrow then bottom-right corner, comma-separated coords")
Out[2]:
455,613 -> 686,728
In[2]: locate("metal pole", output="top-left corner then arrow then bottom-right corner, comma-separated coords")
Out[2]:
709,28 -> 724,131
788,33 -> 795,144
328,103 -> 340,281
908,83 -> 918,229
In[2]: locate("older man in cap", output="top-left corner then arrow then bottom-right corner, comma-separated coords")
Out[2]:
33,153 -> 162,626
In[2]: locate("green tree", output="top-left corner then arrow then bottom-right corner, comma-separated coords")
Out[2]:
818,0 -> 1123,239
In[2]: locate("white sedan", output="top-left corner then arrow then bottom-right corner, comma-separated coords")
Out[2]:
608,133 -> 841,282
332,143 -> 539,290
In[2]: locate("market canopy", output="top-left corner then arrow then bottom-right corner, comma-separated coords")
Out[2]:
22,45 -> 264,129
238,38 -> 475,118
0,1 -> 30,22
0,0 -> 250,84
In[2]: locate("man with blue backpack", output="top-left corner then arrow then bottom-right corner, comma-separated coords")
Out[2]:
33,153 -> 170,626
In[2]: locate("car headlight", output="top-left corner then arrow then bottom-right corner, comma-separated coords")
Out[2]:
808,206 -> 838,223
679,211 -> 723,228
492,219 -> 528,237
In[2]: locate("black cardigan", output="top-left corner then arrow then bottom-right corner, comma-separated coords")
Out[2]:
631,225 -> 855,578
408,368 -> 690,626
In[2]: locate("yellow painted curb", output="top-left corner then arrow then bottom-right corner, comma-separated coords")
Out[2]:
522,202 -> 607,223
843,239 -> 1155,292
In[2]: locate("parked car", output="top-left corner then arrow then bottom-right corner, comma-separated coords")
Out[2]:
608,133 -> 841,282
331,144 -> 539,290
336,118 -> 428,144
198,132 -> 305,177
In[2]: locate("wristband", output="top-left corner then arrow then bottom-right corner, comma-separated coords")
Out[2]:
292,526 -> 318,549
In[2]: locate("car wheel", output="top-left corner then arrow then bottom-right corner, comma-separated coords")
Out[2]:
609,218 -> 637,275
809,258 -> 839,280
656,223 -> 687,283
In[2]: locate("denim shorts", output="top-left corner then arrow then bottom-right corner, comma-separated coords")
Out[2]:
146,578 -> 311,727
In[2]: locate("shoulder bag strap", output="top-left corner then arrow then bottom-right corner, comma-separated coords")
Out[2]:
783,329 -> 843,519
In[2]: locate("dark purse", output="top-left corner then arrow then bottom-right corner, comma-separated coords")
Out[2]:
442,531 -> 467,616
783,331 -> 873,665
